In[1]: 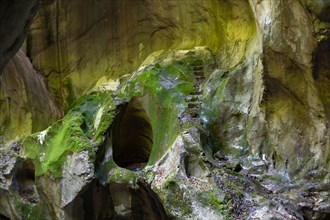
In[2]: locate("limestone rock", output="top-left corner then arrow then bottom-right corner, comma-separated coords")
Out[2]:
0,49 -> 60,145
26,0 -> 256,110
0,0 -> 330,219
305,0 -> 330,22
61,151 -> 94,207
0,0 -> 40,71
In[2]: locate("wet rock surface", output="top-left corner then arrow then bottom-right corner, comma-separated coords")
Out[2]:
0,0 -> 330,219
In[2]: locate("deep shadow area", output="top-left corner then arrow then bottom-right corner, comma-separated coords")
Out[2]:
131,182 -> 168,220
0,214 -> 10,220
64,180 -> 114,220
313,39 -> 330,80
16,159 -> 39,204
111,97 -> 153,170
17,159 -> 35,183
313,38 -> 330,120
65,181 -> 168,220
109,181 -> 168,220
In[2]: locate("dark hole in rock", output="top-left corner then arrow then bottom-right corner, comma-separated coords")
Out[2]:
0,213 -> 10,220
17,159 -> 35,182
16,159 -> 39,204
65,180 -> 114,220
80,119 -> 89,134
302,207 -> 330,220
131,182 -> 168,220
65,181 -> 168,220
109,181 -> 168,219
184,154 -> 190,178
313,39 -> 330,80
112,97 -> 153,170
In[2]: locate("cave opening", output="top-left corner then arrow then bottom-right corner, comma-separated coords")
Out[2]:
111,97 -> 153,170
109,181 -> 168,219
64,180 -> 114,220
0,213 -> 10,220
65,180 -> 168,220
17,160 -> 35,183
16,159 -> 39,204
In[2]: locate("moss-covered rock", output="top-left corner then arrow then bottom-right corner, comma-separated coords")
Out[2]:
22,90 -> 117,178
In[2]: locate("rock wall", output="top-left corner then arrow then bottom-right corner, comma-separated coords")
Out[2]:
0,49 -> 60,145
27,0 -> 256,110
0,0 -> 330,219
249,0 -> 330,179
0,0 -> 40,71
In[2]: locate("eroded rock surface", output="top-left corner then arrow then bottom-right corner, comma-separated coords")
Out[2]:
0,0 -> 329,219
61,151 -> 94,207
0,49 -> 60,145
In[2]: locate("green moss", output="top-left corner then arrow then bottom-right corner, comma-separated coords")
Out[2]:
15,200 -> 48,220
147,95 -> 182,164
23,90 -> 117,178
97,158 -> 118,185
71,91 -> 117,141
160,180 -> 191,216
92,97 -> 117,142
122,62 -> 195,165
209,192 -> 224,211
108,167 -> 137,187
24,112 -> 90,177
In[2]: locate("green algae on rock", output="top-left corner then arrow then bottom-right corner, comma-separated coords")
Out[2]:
22,91 -> 117,178
123,62 -> 195,165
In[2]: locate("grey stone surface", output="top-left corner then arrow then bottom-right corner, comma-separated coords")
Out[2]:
61,151 -> 94,207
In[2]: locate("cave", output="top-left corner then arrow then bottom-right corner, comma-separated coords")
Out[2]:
111,97 -> 153,170
109,181 -> 168,219
65,180 -> 168,220
17,160 -> 35,183
1,0 -> 330,219
64,180 -> 114,220
16,159 -> 39,204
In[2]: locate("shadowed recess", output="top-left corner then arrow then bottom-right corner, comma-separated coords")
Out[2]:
0,213 -> 10,220
64,180 -> 114,220
16,159 -> 39,204
109,181 -> 168,219
112,97 -> 153,170
65,181 -> 168,219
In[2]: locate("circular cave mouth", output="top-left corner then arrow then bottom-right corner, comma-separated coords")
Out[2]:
111,97 -> 153,170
